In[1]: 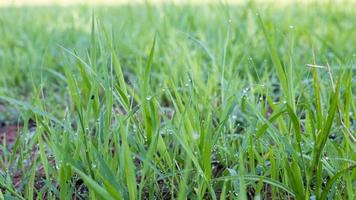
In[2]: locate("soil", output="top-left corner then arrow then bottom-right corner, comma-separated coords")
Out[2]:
0,124 -> 21,147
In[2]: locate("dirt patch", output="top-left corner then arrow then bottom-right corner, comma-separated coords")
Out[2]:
0,118 -> 54,197
0,124 -> 22,148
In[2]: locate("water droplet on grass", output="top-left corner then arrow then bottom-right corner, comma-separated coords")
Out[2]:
193,132 -> 200,140
146,96 -> 152,101
242,88 -> 249,94
167,129 -> 173,135
289,25 -> 294,29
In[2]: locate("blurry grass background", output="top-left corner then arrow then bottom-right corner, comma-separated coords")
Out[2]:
0,0 -> 354,6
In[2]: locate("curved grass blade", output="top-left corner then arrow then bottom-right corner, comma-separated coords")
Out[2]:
320,165 -> 356,200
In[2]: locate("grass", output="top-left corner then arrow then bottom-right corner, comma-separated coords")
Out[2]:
0,1 -> 355,199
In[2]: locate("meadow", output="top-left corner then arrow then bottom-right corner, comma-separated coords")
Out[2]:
0,1 -> 355,199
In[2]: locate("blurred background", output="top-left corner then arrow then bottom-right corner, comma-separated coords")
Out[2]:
1,0 -> 350,7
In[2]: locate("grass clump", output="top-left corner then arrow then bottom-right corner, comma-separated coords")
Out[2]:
0,1 -> 355,199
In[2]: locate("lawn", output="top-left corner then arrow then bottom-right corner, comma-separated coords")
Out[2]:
0,1 -> 355,199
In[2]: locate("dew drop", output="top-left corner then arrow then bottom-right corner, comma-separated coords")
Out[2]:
289,25 -> 294,29
242,88 -> 249,94
146,96 -> 152,101
193,132 -> 200,140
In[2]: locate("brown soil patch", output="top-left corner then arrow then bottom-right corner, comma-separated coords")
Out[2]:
0,124 -> 22,148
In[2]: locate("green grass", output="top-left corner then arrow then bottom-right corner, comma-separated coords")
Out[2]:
0,1 -> 355,199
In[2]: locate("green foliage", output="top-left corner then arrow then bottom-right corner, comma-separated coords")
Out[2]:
0,1 -> 355,199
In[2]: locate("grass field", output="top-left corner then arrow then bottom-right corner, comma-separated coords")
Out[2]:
0,1 -> 355,199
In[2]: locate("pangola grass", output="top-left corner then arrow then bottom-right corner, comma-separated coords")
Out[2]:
0,1 -> 355,199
